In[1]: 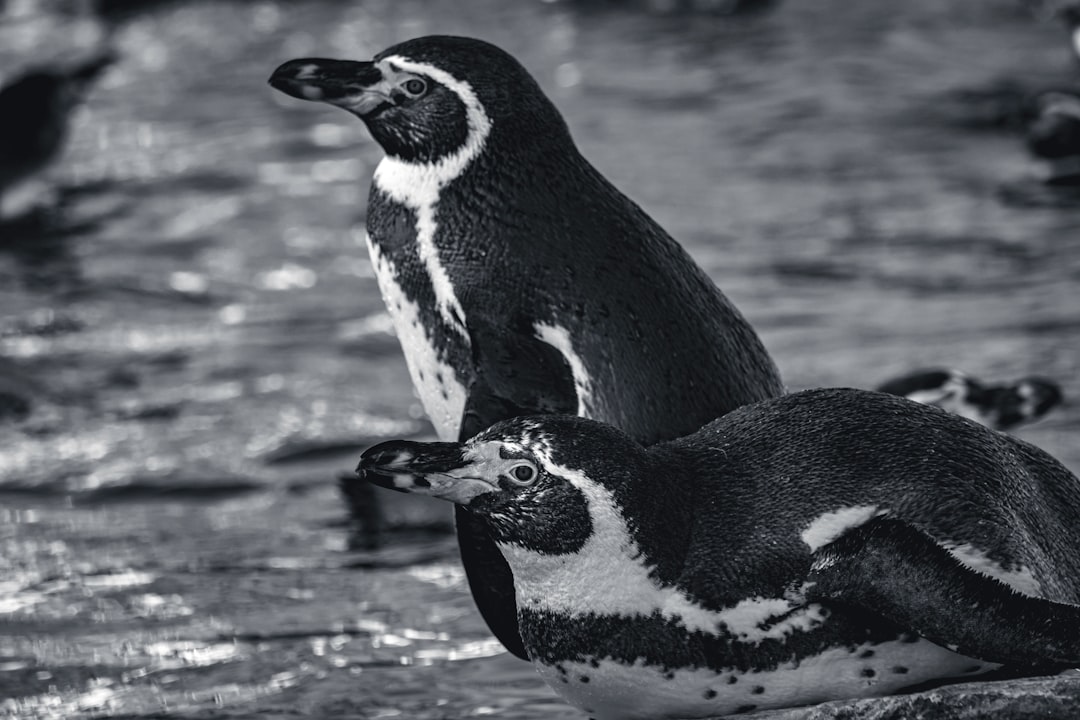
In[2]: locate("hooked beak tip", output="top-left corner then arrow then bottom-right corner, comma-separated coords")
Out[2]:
268,61 -> 325,100
354,440 -> 497,505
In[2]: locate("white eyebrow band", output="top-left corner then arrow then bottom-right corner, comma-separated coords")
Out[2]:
370,55 -> 493,340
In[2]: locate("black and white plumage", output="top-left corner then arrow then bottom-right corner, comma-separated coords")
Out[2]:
876,367 -> 1063,431
0,49 -> 115,214
269,36 -> 783,658
358,388 -> 1080,719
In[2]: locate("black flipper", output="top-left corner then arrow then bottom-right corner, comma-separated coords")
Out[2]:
455,505 -> 529,659
455,319 -> 578,661
805,516 -> 1080,667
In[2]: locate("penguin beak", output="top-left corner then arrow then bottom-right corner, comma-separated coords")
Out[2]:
357,440 -> 499,505
269,58 -> 390,115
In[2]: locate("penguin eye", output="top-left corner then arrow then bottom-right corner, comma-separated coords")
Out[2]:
507,462 -> 538,486
402,78 -> 427,97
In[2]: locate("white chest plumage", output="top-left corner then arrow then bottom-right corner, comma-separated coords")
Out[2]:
534,638 -> 994,720
362,56 -> 494,440
363,229 -> 467,440
363,58 -> 599,440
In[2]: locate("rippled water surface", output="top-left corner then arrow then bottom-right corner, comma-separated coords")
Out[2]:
1,0 -> 1078,717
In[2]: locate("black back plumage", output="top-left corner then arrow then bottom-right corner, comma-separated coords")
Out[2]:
651,389 -> 1080,604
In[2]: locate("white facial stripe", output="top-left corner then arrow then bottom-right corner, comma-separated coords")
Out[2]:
800,505 -> 883,552
498,456 -> 824,642
941,541 -> 1043,597
533,322 -> 595,417
371,56 -> 493,340
537,639 -> 998,720
463,441 -> 539,478
363,230 -> 466,440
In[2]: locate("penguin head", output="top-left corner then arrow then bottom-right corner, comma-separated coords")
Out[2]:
269,35 -> 570,164
357,416 -> 644,554
987,377 -> 1063,430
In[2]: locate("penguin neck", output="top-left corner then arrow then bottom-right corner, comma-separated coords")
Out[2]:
495,454 -> 699,620
372,113 -> 588,216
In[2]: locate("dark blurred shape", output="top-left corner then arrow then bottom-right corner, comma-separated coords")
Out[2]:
338,471 -> 383,551
337,471 -> 455,552
0,47 -> 116,222
1057,2 -> 1080,64
1025,90 -> 1080,184
938,80 -> 1036,132
0,390 -> 32,421
1027,91 -> 1080,157
877,368 -> 1064,431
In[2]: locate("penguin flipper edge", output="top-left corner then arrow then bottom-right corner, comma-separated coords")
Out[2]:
455,504 -> 529,660
453,327 -> 581,660
805,516 -> 1080,668
454,380 -> 574,662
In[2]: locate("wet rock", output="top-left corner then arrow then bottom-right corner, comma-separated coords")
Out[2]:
748,674 -> 1080,720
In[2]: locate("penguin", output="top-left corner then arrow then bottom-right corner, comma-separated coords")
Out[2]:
876,367 -> 1063,431
0,49 -> 116,219
357,387 -> 1080,719
268,36 -> 784,659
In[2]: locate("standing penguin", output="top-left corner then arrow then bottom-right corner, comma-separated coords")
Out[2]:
269,36 -> 783,659
359,388 -> 1080,719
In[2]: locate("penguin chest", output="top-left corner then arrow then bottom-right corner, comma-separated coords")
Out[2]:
529,632 -> 998,720
363,229 -> 469,441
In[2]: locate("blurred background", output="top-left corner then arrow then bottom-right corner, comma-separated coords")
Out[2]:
1,0 -> 1078,717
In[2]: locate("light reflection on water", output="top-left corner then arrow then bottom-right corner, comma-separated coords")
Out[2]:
0,0 -> 1078,718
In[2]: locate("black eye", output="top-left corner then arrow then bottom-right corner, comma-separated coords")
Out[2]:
509,463 -> 537,485
403,78 -> 426,96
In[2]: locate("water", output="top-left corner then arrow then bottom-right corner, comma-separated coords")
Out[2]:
1,0 -> 1078,717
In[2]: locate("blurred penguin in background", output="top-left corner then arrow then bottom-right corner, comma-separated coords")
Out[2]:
0,47 -> 115,221
877,368 -> 1063,432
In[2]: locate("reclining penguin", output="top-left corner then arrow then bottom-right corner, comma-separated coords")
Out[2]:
358,387 -> 1080,720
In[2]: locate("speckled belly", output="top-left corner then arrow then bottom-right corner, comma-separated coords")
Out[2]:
531,636 -> 998,720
